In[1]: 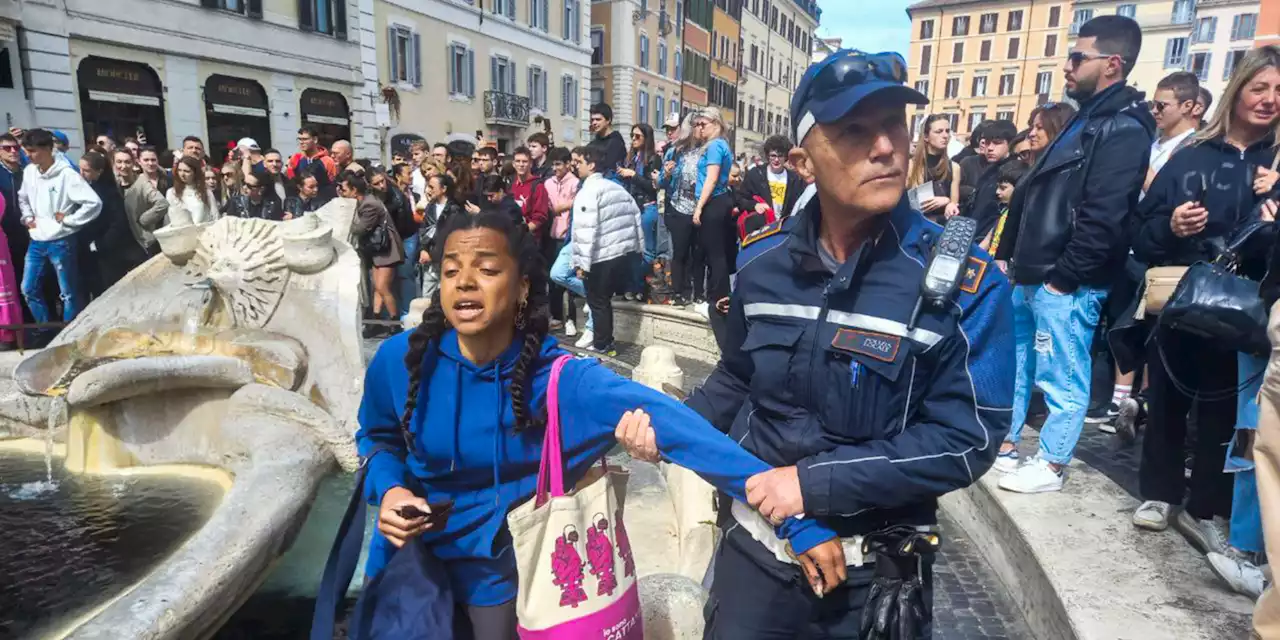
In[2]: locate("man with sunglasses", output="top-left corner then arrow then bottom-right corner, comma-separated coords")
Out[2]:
993,15 -> 1156,493
618,47 -> 1015,638
1145,71 -> 1201,193
224,168 -> 284,221
0,134 -> 28,290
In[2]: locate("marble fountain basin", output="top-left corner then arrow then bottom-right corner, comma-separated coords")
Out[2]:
0,207 -> 366,639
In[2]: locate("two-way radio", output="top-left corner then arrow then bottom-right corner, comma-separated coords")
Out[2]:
908,216 -> 979,331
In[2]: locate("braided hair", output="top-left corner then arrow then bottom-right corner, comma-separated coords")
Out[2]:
398,210 -> 551,445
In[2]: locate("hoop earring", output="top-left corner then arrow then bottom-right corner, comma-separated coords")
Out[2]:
516,300 -> 528,330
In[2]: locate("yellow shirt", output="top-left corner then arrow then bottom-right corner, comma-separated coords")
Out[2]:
988,205 -> 1009,255
767,169 -> 787,211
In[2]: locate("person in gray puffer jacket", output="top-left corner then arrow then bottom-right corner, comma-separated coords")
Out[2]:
569,144 -> 642,355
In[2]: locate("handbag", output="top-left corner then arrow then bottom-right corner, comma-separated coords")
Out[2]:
505,355 -> 643,639
310,443 -> 457,640
1135,266 -> 1189,318
1158,222 -> 1270,354
361,219 -> 392,256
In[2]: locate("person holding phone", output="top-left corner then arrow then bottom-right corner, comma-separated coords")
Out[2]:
1128,46 -> 1280,554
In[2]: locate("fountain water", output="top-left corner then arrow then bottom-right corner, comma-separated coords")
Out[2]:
0,203 -> 367,639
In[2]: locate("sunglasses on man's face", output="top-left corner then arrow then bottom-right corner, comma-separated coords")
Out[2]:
1067,51 -> 1115,68
0,145 -> 18,152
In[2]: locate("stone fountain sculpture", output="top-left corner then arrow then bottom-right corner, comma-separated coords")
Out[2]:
0,201 -> 365,639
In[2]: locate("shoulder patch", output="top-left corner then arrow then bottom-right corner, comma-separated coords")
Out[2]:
960,256 -> 988,294
741,221 -> 784,248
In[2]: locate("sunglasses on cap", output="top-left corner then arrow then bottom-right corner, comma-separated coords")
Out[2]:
808,50 -> 908,100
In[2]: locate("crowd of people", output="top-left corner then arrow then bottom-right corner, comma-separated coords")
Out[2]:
902,16 -> 1280,606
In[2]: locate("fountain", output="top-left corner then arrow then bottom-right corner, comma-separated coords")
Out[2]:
0,202 -> 366,639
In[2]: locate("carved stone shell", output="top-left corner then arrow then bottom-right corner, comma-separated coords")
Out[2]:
184,218 -> 289,329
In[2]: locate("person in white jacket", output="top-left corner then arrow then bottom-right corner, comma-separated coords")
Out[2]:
569,145 -> 642,356
17,128 -> 102,330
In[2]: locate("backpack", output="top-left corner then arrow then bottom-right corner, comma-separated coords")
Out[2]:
736,196 -> 777,241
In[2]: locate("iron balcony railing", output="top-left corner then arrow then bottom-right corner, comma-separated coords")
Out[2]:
483,90 -> 530,127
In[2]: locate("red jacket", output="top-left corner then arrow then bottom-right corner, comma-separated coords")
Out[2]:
287,147 -> 339,182
509,174 -> 550,232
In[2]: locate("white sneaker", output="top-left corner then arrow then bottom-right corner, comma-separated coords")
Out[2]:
1176,511 -> 1230,555
564,320 -> 577,337
997,457 -> 1064,494
992,447 -> 1020,474
574,330 -> 594,349
693,302 -> 710,319
1208,548 -> 1266,599
1132,500 -> 1173,531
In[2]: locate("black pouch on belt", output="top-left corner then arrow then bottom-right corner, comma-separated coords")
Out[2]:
858,525 -> 941,640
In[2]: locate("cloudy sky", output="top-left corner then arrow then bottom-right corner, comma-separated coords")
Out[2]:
816,0 -> 914,55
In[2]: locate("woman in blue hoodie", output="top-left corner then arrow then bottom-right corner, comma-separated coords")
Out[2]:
356,210 -> 840,636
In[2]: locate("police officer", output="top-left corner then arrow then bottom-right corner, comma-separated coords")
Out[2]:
616,49 -> 1015,637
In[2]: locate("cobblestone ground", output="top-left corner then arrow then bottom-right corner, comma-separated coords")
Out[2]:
563,331 -> 1032,640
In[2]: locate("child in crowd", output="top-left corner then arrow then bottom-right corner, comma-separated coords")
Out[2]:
982,161 -> 1027,262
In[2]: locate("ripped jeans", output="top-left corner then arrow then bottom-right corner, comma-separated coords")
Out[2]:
1007,283 -> 1108,464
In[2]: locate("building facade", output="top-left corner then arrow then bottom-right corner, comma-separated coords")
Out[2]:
1260,0 -> 1280,46
680,0 -> 714,114
373,0 -> 591,157
1067,1 -> 1197,99
906,0 -> 1071,140
812,36 -> 841,63
590,0 -> 682,132
6,0 -> 373,160
709,0 -> 742,128
1186,0 -> 1258,100
735,0 -> 820,158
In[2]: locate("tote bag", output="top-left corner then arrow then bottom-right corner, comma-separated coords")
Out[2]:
505,355 -> 644,640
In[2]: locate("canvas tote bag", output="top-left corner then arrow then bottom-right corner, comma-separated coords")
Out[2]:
506,355 -> 644,639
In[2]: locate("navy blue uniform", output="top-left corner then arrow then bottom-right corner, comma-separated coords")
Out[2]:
688,197 -> 1015,637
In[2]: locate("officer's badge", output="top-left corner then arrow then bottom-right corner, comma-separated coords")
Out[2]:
832,328 -> 901,363
740,221 -> 783,248
960,256 -> 987,294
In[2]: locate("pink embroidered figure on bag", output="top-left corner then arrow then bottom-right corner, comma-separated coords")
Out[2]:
614,507 -> 635,578
551,525 -> 588,607
586,513 -> 618,596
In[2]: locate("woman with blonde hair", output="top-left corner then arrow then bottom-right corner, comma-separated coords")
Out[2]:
685,107 -> 736,345
661,112 -> 706,306
907,114 -> 961,220
1128,46 -> 1280,579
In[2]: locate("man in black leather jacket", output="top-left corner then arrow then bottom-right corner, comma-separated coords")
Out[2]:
224,169 -> 284,221
993,15 -> 1157,495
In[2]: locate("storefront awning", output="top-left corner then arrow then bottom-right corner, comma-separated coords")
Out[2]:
300,89 -> 349,126
78,57 -> 163,108
205,74 -> 269,119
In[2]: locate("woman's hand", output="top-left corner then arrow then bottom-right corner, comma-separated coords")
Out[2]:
663,160 -> 676,176
1256,166 -> 1280,195
995,260 -> 1009,274
944,202 -> 961,219
419,249 -> 431,265
1262,199 -> 1279,223
378,486 -> 433,548
615,409 -> 660,463
282,213 -> 294,221
465,201 -> 481,214
693,206 -> 703,226
797,538 -> 847,597
1170,200 -> 1208,238
919,196 -> 949,212
618,168 -> 636,179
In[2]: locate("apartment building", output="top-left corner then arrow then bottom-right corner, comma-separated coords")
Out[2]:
736,0 -> 820,156
907,0 -> 1071,139
679,0 -> 714,113
1067,1 -> 1197,98
709,0 -> 743,128
1261,0 -> 1280,46
590,0 -> 682,132
812,36 -> 842,63
0,0 -> 372,158
1186,0 -> 1259,99
374,0 -> 592,156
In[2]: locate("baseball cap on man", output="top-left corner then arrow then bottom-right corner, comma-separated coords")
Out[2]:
663,112 -> 682,129
51,130 -> 69,147
236,137 -> 261,151
790,50 -> 928,145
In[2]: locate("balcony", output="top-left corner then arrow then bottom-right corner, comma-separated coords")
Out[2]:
484,91 -> 530,127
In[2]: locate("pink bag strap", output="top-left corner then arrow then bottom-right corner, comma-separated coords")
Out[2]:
535,355 -> 574,505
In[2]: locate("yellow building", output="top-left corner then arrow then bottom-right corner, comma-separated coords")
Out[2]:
589,0 -> 684,130
906,0 -> 1071,139
1067,1 -> 1197,97
710,1 -> 742,127
372,0 -> 592,155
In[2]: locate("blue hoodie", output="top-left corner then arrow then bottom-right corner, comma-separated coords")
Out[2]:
357,330 -> 837,606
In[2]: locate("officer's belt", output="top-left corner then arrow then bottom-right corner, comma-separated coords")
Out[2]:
730,499 -> 867,567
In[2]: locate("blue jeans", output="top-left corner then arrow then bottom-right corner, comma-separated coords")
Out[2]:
22,237 -> 83,325
628,202 -> 663,294
1229,352 -> 1266,552
549,242 -> 592,332
1008,284 -> 1108,464
395,234 -> 420,318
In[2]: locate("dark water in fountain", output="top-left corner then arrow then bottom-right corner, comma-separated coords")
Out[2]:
0,451 -> 224,639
